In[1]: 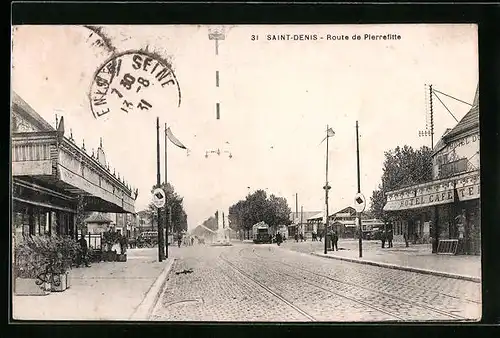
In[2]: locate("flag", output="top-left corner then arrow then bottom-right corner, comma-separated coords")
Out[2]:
166,127 -> 187,150
319,127 -> 335,145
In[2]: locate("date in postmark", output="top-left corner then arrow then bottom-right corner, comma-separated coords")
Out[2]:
89,50 -> 181,119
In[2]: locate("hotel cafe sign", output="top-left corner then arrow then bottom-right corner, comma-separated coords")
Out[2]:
383,171 -> 480,211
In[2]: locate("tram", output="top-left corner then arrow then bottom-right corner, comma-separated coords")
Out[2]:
252,222 -> 272,244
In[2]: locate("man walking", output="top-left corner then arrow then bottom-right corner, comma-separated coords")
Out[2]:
387,229 -> 394,248
331,231 -> 339,251
78,235 -> 91,267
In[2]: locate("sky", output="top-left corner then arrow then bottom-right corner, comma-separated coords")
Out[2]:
11,24 -> 478,229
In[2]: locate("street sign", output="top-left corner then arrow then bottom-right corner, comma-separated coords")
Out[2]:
354,192 -> 366,213
152,188 -> 166,208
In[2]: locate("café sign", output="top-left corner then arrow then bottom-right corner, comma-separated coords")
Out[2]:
383,180 -> 455,211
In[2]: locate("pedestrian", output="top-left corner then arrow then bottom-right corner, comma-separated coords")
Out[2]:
387,229 -> 393,248
78,235 -> 91,267
319,232 -> 323,242
276,232 -> 282,246
177,235 -> 182,248
403,232 -> 409,247
331,231 -> 339,251
295,233 -> 299,242
381,230 -> 386,248
191,237 -> 194,246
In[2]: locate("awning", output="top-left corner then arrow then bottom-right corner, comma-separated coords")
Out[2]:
383,170 -> 480,212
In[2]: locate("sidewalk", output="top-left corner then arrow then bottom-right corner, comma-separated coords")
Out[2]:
282,240 -> 481,283
12,248 -> 175,321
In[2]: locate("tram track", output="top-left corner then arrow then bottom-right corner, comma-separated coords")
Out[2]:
243,246 -> 472,321
279,247 -> 481,304
230,248 -> 408,321
218,251 -> 317,321
266,246 -> 481,304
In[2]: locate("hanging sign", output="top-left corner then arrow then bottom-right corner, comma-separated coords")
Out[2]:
354,193 -> 366,213
152,188 -> 166,208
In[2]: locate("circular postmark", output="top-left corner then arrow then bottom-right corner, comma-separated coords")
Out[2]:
89,50 -> 182,120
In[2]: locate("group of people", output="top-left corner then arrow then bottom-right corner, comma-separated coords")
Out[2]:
274,232 -> 284,246
294,233 -> 305,242
311,232 -> 323,242
381,229 -> 394,248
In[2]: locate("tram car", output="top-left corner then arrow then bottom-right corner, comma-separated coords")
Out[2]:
252,221 -> 272,244
136,231 -> 158,248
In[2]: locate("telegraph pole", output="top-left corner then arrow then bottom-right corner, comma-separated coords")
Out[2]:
356,121 -> 363,258
300,206 -> 303,239
295,193 -> 298,236
324,125 -> 331,255
429,84 -> 434,149
156,117 -> 164,262
164,123 -> 169,258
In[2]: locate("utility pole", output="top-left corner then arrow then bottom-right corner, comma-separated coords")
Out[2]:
429,84 -> 434,149
356,121 -> 363,258
300,206 -> 304,239
164,123 -> 169,258
324,125 -> 331,255
156,117 -> 164,262
295,193 -> 298,236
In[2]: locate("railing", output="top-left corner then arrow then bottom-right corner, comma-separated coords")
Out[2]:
437,239 -> 459,255
78,233 -> 103,251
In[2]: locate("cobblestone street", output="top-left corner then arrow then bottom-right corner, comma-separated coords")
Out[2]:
150,242 -> 481,322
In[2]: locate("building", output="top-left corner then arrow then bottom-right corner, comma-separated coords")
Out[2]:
11,92 -> 137,244
307,207 -> 358,238
136,210 -> 155,233
306,207 -> 384,239
84,213 -> 113,234
289,211 -> 321,238
191,224 -> 217,243
383,85 -> 480,255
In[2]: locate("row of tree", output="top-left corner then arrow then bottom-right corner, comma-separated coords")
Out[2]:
227,190 -> 292,237
145,182 -> 188,234
369,145 -> 433,221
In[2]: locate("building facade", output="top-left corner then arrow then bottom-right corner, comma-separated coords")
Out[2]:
11,92 -> 137,244
383,85 -> 480,255
289,211 -> 321,238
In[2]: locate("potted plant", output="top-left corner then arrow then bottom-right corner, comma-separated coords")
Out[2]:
50,236 -> 79,292
14,236 -> 51,296
117,234 -> 128,262
102,230 -> 119,262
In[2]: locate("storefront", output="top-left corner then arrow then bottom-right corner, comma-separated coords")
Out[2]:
383,85 -> 480,255
11,92 -> 137,244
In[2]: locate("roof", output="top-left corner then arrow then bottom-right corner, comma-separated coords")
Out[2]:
11,91 -> 55,132
307,206 -> 356,221
191,225 -> 217,235
431,128 -> 452,156
85,213 -> 113,224
443,84 -> 479,141
290,211 -> 322,223
307,212 -> 324,221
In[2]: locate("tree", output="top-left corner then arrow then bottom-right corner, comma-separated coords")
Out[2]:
147,182 -> 188,234
370,145 -> 433,221
228,189 -> 292,239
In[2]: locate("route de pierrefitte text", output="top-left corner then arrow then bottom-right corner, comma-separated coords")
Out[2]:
251,34 -> 402,41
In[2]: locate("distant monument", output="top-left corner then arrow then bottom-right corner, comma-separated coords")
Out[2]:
212,209 -> 232,246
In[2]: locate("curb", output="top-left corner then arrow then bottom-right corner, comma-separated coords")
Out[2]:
310,252 -> 481,283
129,258 -> 176,321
